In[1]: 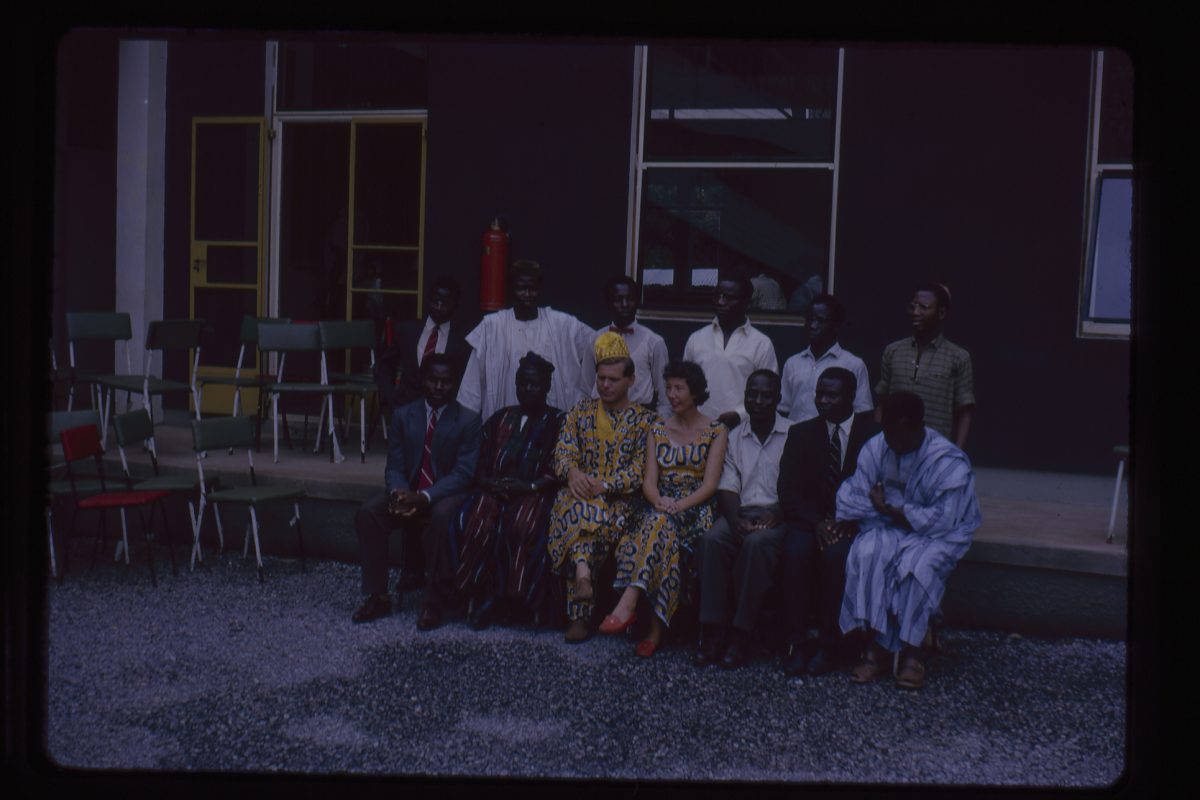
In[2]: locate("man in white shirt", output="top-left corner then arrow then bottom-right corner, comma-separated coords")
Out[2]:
457,260 -> 595,421
374,276 -> 470,414
779,293 -> 873,422
695,369 -> 792,669
682,273 -> 778,428
582,276 -> 671,419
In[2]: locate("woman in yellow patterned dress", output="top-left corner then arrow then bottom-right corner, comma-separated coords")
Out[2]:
600,360 -> 729,657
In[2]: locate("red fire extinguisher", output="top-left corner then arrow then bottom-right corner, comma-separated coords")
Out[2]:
480,218 -> 509,311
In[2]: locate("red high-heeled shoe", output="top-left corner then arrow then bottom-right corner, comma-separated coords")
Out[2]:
599,611 -> 637,634
635,638 -> 659,658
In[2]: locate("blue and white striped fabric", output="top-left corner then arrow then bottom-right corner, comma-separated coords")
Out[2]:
836,428 -> 982,652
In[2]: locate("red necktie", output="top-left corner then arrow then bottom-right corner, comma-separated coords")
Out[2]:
421,326 -> 439,365
417,407 -> 438,490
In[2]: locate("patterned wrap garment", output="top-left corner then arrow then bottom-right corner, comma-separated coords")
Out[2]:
546,398 -> 654,622
615,418 -> 724,626
446,405 -> 563,611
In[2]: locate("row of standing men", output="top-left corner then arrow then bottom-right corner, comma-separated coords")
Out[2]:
353,262 -> 980,688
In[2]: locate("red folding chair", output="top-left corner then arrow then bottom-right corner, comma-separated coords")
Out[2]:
58,423 -> 175,586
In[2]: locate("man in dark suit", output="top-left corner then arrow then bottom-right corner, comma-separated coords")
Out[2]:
778,366 -> 879,676
353,353 -> 482,631
374,276 -> 470,414
373,276 -> 470,590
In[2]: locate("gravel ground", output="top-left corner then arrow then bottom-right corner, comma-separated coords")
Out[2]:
43,553 -> 1126,788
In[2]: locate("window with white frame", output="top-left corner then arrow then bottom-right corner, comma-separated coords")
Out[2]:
1079,48 -> 1133,338
628,44 -> 843,318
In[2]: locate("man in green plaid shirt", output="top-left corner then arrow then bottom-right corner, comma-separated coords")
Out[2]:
874,283 -> 975,449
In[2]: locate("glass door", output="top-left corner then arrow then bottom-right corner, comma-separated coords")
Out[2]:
189,117 -> 266,414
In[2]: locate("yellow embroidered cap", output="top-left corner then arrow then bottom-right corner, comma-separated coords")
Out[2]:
593,331 -> 630,363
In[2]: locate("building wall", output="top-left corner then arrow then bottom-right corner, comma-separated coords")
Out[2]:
424,42 -> 635,336
54,36 -> 1130,473
52,30 -> 119,385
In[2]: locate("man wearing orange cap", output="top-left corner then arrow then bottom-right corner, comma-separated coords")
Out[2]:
546,331 -> 656,643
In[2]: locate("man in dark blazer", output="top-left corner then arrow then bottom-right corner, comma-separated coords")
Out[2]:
353,353 -> 482,631
778,366 -> 879,676
374,276 -> 471,414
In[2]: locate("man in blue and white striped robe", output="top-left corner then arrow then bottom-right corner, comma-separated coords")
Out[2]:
835,391 -> 981,688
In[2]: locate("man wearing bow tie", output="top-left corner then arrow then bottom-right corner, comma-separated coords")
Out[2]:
582,276 -> 671,419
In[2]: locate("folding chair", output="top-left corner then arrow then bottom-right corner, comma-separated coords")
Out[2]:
195,315 -> 289,424
258,322 -> 332,463
46,409 -> 105,583
114,408 -> 218,566
58,422 -> 175,586
189,415 -> 307,581
64,311 -> 135,428
98,319 -> 205,438
318,319 -> 384,463
1107,445 -> 1129,544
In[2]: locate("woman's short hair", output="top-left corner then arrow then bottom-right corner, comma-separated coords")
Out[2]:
662,360 -> 710,407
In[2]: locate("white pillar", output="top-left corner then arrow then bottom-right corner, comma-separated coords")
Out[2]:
115,40 -> 167,416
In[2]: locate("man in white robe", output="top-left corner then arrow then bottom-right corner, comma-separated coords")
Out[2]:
836,391 -> 981,689
457,260 -> 595,422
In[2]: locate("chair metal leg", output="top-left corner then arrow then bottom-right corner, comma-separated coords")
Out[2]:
248,505 -> 265,582
46,507 -> 58,579
290,502 -> 306,573
359,396 -> 367,463
213,501 -> 225,553
158,499 -> 178,577
188,497 -> 204,571
138,506 -> 157,587
116,508 -> 131,564
272,394 -> 280,463
327,395 -> 344,464
1107,457 -> 1125,544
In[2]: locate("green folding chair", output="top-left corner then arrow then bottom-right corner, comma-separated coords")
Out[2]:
98,319 -> 205,438
189,416 -> 307,581
65,311 -> 135,434
258,322 -> 332,463
114,408 -> 218,564
195,315 -> 289,421
319,319 -> 385,463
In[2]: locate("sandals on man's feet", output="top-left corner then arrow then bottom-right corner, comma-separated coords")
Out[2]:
850,645 -> 886,684
895,652 -> 926,689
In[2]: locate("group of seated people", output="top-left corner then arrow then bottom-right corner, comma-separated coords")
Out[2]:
351,261 -> 981,690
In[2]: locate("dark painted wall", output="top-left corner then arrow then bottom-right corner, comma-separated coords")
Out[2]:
424,42 -> 635,336
834,45 -> 1129,472
55,37 -> 1129,473
52,30 -> 119,387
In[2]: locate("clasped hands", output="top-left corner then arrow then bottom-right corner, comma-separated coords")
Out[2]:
387,489 -> 429,518
734,512 -> 780,536
481,476 -> 534,501
567,468 -> 607,501
815,516 -> 860,549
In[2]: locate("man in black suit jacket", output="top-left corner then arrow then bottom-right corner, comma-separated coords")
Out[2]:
778,366 -> 879,676
374,276 -> 471,413
353,353 -> 482,631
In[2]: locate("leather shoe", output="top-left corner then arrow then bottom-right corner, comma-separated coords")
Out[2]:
693,635 -> 723,668
469,597 -> 498,631
720,637 -> 747,669
564,619 -> 590,643
416,603 -> 443,631
599,611 -> 636,635
895,649 -> 926,689
782,644 -> 808,676
351,594 -> 391,624
807,647 -> 836,676
851,643 -> 887,684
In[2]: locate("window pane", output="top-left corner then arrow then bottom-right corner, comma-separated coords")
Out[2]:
206,245 -> 258,285
644,44 -> 838,163
193,288 -> 258,368
278,41 -> 427,111
1088,175 -> 1132,322
353,122 -> 423,247
351,249 -> 419,292
637,167 -> 831,313
194,123 -> 260,242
